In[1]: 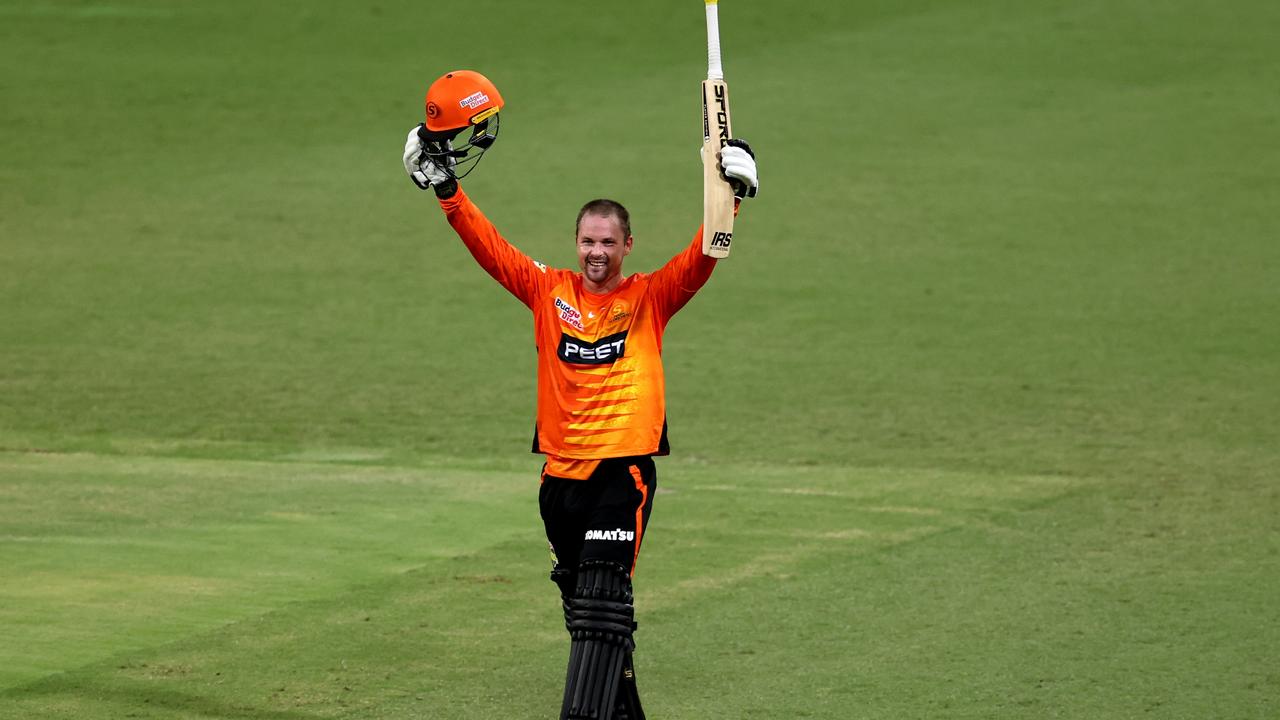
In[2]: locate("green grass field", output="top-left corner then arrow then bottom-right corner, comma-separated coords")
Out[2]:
2,0 -> 1278,717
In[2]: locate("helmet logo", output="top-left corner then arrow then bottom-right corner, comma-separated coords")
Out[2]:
426,101 -> 441,119
459,91 -> 490,110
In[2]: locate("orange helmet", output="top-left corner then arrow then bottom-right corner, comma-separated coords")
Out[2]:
417,70 -> 504,179
424,70 -> 503,133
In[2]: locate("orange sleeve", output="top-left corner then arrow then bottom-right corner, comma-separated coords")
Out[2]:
438,187 -> 548,309
646,225 -> 718,322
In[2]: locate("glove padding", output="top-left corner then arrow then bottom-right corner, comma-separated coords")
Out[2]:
402,125 -> 457,198
720,138 -> 758,199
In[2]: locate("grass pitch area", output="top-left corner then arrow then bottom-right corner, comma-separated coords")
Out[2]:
2,0 -> 1277,718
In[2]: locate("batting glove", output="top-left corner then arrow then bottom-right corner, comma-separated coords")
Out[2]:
720,138 -> 758,199
403,125 -> 458,198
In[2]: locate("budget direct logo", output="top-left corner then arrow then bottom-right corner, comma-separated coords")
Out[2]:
554,297 -> 585,331
459,91 -> 490,110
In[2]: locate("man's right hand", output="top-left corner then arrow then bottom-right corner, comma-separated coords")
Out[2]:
403,125 -> 458,198
720,139 -> 758,199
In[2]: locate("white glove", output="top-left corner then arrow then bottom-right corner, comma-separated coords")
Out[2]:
720,139 -> 758,199
402,125 -> 453,190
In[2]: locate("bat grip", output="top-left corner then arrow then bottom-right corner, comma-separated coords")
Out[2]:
705,2 -> 723,80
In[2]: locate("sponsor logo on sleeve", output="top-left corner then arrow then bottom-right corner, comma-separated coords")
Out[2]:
533,260 -> 547,273
557,331 -> 627,365
554,297 -> 585,331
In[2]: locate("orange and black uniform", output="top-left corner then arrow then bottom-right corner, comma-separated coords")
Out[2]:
439,187 -> 716,577
439,185 -> 721,720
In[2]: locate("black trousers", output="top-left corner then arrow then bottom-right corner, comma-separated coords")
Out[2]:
539,456 -> 657,577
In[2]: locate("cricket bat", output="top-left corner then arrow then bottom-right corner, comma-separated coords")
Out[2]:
701,0 -> 735,258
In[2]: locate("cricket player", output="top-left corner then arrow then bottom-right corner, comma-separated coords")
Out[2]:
402,70 -> 759,720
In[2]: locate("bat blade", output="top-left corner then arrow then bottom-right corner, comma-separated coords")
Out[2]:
701,78 -> 735,258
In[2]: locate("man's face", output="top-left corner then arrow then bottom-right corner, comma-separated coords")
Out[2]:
576,212 -> 632,290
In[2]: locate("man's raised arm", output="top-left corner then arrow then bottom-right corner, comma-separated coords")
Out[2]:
403,126 -> 546,309
649,139 -> 760,320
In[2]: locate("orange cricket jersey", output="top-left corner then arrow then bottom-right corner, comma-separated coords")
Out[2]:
439,188 -> 716,472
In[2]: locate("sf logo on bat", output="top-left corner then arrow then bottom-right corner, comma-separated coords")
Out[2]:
710,231 -> 732,249
714,85 -> 730,148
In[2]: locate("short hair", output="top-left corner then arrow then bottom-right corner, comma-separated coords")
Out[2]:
575,198 -> 631,240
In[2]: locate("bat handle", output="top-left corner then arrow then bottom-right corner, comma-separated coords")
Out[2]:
705,1 -> 723,80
